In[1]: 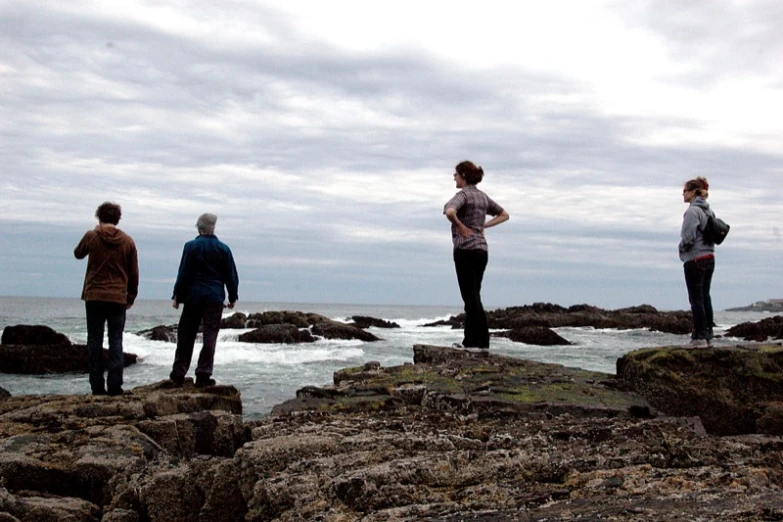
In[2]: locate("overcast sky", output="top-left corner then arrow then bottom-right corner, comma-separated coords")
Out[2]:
1,0 -> 781,311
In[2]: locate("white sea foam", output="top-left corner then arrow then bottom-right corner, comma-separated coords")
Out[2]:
215,343 -> 365,365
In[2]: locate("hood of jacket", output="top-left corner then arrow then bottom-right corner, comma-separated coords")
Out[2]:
94,225 -> 127,246
690,196 -> 711,213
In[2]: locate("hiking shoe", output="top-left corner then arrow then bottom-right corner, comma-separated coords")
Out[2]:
195,376 -> 216,388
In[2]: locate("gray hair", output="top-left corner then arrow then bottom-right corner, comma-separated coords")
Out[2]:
196,213 -> 217,234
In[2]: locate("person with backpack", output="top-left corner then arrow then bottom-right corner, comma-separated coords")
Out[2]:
679,176 -> 717,347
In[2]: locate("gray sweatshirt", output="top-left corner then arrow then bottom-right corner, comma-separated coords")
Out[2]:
679,197 -> 716,263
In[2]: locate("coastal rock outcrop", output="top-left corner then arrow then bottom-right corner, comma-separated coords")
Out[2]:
0,381 -> 245,521
246,311 -> 320,329
220,311 -> 247,329
311,321 -> 381,342
349,316 -> 401,329
727,299 -> 783,312
273,344 -> 650,418
424,303 -> 693,335
0,325 -> 138,375
724,315 -> 783,341
1,324 -> 70,346
617,343 -> 783,435
152,310 -> 389,344
3,344 -> 783,521
0,344 -> 138,374
495,326 -> 572,345
237,324 -> 316,344
136,324 -> 177,342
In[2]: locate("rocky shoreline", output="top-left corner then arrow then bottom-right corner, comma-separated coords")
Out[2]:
727,299 -> 783,313
2,339 -> 783,521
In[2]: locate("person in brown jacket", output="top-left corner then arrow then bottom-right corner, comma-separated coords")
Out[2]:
74,202 -> 139,396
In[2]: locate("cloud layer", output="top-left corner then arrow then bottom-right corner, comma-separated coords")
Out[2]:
1,0 -> 781,309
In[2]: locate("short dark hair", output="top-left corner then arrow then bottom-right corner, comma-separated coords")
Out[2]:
95,202 -> 122,225
455,160 -> 484,185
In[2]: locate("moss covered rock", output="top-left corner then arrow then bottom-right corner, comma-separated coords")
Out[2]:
617,343 -> 783,435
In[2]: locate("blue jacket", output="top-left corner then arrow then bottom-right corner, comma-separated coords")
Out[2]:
679,197 -> 716,263
172,234 -> 239,304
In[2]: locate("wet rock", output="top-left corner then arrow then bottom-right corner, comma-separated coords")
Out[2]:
237,324 -> 315,344
617,343 -> 783,435
1,324 -> 71,346
220,312 -> 247,329
420,317 -> 462,328
136,324 -> 177,342
0,387 -> 10,401
0,344 -> 137,374
495,326 -> 572,345
311,322 -> 381,342
245,311 -> 328,329
725,315 -> 783,341
349,316 -> 400,329
423,303 -> 693,335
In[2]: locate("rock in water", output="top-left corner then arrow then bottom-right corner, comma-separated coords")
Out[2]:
0,344 -> 137,374
1,324 -> 71,346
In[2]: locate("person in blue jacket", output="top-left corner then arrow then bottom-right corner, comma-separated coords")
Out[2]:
170,213 -> 239,387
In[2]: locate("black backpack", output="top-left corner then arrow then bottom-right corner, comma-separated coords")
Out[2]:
701,210 -> 730,245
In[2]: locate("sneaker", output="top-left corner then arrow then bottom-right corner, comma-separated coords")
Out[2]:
683,339 -> 709,349
107,387 -> 124,396
451,343 -> 464,348
92,389 -> 107,396
195,376 -> 216,388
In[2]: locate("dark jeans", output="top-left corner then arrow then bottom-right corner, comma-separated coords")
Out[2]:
454,248 -> 489,348
684,257 -> 715,340
171,301 -> 224,380
85,301 -> 126,393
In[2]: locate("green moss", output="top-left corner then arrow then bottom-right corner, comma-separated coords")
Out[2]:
497,382 -> 642,409
336,366 -> 366,376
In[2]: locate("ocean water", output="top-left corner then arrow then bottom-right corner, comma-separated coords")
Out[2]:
0,296 -> 773,420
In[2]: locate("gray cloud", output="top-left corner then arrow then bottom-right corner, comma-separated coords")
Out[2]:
1,1 -> 781,309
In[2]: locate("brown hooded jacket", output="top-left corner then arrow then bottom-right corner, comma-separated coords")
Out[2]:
74,225 -> 139,305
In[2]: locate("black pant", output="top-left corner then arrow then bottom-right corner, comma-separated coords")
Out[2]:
684,256 -> 715,340
171,301 -> 224,380
454,249 -> 489,348
85,301 -> 126,393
